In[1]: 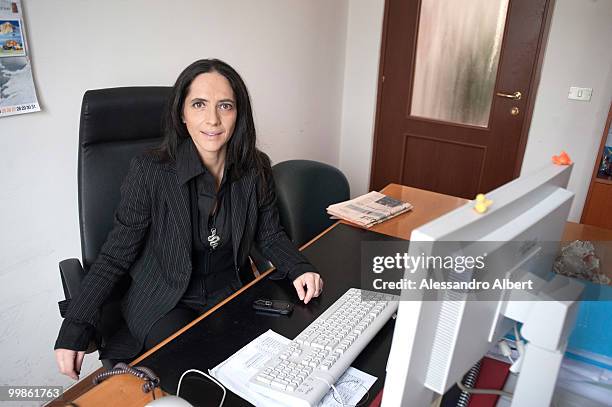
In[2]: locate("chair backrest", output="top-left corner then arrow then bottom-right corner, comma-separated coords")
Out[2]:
79,87 -> 171,270
272,160 -> 350,247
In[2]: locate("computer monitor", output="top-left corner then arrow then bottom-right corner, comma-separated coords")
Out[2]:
381,163 -> 584,406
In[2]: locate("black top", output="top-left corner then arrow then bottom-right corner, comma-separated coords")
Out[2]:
178,142 -> 242,313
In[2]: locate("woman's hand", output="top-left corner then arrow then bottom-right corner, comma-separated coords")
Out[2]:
55,349 -> 86,380
292,272 -> 324,304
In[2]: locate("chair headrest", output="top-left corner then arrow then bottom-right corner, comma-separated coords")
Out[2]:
79,87 -> 172,146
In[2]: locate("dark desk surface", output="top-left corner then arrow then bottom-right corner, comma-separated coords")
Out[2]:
59,184 -> 611,406
63,184 -> 470,406
138,223 -> 400,405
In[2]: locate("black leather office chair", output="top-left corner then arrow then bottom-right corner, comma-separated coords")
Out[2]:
58,87 -> 171,364
272,160 -> 350,247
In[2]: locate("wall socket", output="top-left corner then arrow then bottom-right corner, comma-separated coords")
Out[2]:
568,87 -> 592,102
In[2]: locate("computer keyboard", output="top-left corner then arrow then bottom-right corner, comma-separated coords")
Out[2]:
249,288 -> 399,407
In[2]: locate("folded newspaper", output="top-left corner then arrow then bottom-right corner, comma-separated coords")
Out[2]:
327,191 -> 413,228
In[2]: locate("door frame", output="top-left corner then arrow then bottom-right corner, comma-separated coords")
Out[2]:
369,0 -> 557,191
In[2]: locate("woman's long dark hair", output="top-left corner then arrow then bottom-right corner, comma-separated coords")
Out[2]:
157,59 -> 270,179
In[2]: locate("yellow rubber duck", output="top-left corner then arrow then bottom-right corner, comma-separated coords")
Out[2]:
473,193 -> 493,214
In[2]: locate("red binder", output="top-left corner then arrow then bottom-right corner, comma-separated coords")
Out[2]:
369,389 -> 383,407
367,357 -> 510,407
468,357 -> 511,407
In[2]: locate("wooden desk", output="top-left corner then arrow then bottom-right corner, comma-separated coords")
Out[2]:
53,186 -> 611,406
563,221 -> 612,242
369,184 -> 468,240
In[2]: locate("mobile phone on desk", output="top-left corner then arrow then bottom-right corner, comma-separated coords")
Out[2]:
252,299 -> 294,315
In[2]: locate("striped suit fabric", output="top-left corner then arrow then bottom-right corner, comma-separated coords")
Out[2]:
62,150 -> 315,357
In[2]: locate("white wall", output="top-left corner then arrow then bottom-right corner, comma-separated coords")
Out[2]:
338,0 -> 385,197
0,0 -> 348,394
338,0 -> 612,221
520,0 -> 612,221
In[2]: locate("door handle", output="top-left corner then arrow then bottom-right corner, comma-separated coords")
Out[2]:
496,91 -> 522,100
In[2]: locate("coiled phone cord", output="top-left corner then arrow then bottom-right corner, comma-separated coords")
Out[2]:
93,362 -> 160,395
456,360 -> 481,407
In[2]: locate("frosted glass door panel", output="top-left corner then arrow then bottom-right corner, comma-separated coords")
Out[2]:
411,0 -> 509,127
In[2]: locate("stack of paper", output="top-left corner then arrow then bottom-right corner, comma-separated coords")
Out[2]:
209,330 -> 377,406
327,191 -> 412,228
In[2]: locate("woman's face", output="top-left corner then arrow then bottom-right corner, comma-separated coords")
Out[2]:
182,72 -> 237,161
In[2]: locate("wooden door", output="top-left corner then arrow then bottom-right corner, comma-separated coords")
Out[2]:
370,0 -> 552,199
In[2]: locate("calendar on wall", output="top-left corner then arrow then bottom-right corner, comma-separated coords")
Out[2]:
0,0 -> 40,118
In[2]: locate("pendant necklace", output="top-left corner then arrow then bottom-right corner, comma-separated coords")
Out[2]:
208,227 -> 220,250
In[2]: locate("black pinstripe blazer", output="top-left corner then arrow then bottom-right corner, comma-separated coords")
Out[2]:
63,151 -> 315,349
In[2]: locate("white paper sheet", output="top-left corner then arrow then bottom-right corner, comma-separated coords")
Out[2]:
210,329 -> 377,406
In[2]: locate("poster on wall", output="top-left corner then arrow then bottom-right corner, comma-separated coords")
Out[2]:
0,19 -> 25,57
0,0 -> 40,118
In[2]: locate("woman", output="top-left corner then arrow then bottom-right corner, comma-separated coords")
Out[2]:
55,59 -> 323,380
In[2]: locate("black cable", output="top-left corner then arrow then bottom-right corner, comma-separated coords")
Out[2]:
93,362 -> 160,395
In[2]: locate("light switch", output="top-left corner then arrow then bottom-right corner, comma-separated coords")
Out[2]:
568,87 -> 592,101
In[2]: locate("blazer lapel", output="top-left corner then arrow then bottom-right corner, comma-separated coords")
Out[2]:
231,171 -> 256,266
161,166 -> 192,256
